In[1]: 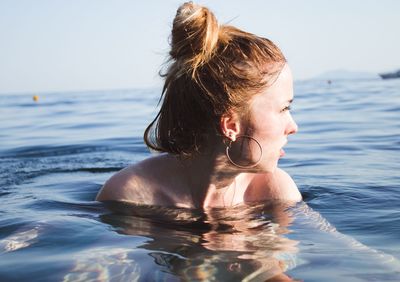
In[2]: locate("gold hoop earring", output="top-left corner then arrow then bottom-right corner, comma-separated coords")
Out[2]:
225,135 -> 263,169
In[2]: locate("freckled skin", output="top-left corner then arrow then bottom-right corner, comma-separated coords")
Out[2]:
96,64 -> 302,209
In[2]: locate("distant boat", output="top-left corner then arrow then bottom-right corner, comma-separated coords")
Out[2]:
379,69 -> 400,79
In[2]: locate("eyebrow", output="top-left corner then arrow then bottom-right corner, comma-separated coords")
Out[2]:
288,99 -> 294,103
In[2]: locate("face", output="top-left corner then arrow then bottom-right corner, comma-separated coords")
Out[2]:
244,64 -> 298,172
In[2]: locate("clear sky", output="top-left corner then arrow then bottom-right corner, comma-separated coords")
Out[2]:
1,0 -> 399,94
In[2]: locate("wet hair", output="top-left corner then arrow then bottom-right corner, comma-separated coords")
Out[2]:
144,2 -> 286,157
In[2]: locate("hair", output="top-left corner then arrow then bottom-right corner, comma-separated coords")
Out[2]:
144,2 -> 286,157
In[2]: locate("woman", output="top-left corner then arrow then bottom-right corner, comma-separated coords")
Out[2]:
96,2 -> 302,209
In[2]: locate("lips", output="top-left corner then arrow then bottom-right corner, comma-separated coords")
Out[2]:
280,141 -> 287,157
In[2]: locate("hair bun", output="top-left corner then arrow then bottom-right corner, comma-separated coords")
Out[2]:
170,2 -> 219,73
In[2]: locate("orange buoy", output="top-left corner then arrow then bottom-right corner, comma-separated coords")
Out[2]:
33,95 -> 39,102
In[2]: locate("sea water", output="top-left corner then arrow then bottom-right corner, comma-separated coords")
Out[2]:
0,78 -> 399,281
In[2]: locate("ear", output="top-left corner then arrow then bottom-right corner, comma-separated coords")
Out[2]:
220,111 -> 241,141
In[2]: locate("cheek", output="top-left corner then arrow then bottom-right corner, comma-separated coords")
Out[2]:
251,115 -> 283,143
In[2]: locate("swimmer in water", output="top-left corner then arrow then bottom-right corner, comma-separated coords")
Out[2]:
96,2 -> 301,209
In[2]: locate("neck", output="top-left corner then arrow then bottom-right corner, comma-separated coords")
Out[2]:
179,149 -> 245,209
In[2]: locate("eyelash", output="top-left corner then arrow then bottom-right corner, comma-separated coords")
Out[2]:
281,105 -> 291,113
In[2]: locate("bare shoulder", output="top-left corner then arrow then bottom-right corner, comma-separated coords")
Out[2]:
95,162 -> 145,203
95,154 -> 173,204
245,168 -> 302,203
273,168 -> 302,202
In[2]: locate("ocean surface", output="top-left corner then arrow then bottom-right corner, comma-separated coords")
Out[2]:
1,78 -> 399,281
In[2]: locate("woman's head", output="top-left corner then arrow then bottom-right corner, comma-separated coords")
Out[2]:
144,2 -> 287,158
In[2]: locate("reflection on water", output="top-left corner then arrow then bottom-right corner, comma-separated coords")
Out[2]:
57,199 -> 400,281
97,202 -> 300,281
63,246 -> 142,282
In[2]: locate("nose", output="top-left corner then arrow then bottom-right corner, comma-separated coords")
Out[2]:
285,113 -> 298,135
